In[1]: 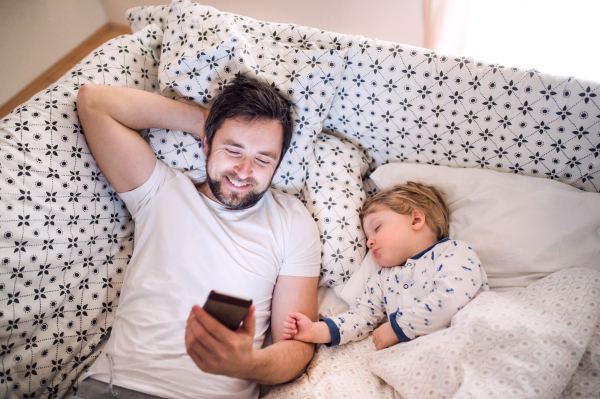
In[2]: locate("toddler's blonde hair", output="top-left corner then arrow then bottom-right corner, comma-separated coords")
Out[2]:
359,182 -> 449,240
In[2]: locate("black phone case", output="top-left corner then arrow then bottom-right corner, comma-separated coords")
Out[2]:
203,291 -> 252,330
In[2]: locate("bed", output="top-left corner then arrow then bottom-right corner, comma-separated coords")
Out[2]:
1,1 -> 599,398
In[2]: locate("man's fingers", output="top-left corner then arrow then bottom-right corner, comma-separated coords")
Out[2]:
199,107 -> 210,140
187,346 -> 205,370
192,305 -> 235,343
186,304 -> 257,378
186,314 -> 220,355
186,307 -> 233,367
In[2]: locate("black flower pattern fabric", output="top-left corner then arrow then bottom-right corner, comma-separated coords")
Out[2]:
130,3 -> 600,193
0,1 -> 599,398
327,47 -> 599,192
304,132 -> 370,287
145,1 -> 348,200
0,25 -> 162,399
140,0 -> 350,286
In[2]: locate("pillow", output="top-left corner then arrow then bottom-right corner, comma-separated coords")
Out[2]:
369,162 -> 600,290
305,131 -> 370,287
0,25 -> 163,398
324,35 -> 600,194
148,0 -> 348,197
128,5 -> 170,33
334,249 -> 379,305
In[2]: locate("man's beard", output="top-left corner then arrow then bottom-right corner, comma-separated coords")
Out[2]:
206,171 -> 267,210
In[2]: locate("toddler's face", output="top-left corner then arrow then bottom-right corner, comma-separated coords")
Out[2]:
363,207 -> 417,267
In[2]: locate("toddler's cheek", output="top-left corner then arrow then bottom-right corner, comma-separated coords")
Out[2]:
371,254 -> 385,267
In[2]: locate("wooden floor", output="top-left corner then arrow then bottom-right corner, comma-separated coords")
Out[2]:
0,23 -> 132,119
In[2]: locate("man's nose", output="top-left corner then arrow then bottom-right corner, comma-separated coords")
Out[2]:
234,157 -> 253,179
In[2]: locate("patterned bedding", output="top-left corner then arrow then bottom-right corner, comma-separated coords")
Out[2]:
0,1 -> 599,397
267,268 -> 600,398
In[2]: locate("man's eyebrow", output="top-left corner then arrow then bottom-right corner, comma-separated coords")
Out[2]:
222,140 -> 244,149
258,150 -> 279,161
222,140 -> 278,161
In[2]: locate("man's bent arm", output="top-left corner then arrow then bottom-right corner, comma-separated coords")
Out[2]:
185,276 -> 318,384
247,274 -> 318,384
248,339 -> 315,384
77,84 -> 208,193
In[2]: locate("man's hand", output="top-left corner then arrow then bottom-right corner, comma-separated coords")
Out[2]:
77,84 -> 209,193
185,277 -> 318,385
372,322 -> 400,351
185,304 -> 257,379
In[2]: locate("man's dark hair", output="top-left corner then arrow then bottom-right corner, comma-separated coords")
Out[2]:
204,75 -> 294,168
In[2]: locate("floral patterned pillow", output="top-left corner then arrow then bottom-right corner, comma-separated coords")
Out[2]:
147,0 -> 348,199
0,25 -> 162,399
306,132 -> 370,287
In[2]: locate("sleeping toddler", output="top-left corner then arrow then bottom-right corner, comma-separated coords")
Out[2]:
283,182 -> 489,350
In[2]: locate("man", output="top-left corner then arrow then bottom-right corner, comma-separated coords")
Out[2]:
73,76 -> 321,398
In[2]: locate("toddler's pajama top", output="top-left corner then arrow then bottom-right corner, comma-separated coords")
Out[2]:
323,238 -> 489,346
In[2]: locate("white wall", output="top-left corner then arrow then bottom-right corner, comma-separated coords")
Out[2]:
100,0 -> 425,47
0,0 -> 108,107
462,1 -> 600,82
0,0 -> 424,109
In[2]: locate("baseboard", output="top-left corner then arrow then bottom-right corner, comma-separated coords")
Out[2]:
0,22 -> 132,119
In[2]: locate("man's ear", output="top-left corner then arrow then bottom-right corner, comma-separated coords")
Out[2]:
202,135 -> 209,157
411,209 -> 426,231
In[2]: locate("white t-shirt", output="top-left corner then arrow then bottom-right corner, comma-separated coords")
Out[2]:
83,160 -> 321,399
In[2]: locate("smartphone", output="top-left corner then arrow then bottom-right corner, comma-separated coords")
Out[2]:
202,290 -> 253,330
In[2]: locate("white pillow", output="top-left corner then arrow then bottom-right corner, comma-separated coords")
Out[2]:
334,249 -> 379,305
369,163 -> 600,290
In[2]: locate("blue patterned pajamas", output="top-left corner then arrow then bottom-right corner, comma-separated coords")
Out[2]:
323,238 -> 489,346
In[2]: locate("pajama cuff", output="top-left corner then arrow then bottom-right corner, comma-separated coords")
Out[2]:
320,318 -> 341,347
389,312 -> 412,342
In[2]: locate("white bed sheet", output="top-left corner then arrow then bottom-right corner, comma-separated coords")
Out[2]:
266,267 -> 600,398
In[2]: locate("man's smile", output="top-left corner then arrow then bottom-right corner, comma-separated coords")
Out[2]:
225,175 -> 252,189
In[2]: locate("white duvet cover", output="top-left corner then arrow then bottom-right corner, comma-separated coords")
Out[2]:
266,267 -> 600,398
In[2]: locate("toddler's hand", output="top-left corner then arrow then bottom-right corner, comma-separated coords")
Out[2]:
283,312 -> 315,342
372,322 -> 399,351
